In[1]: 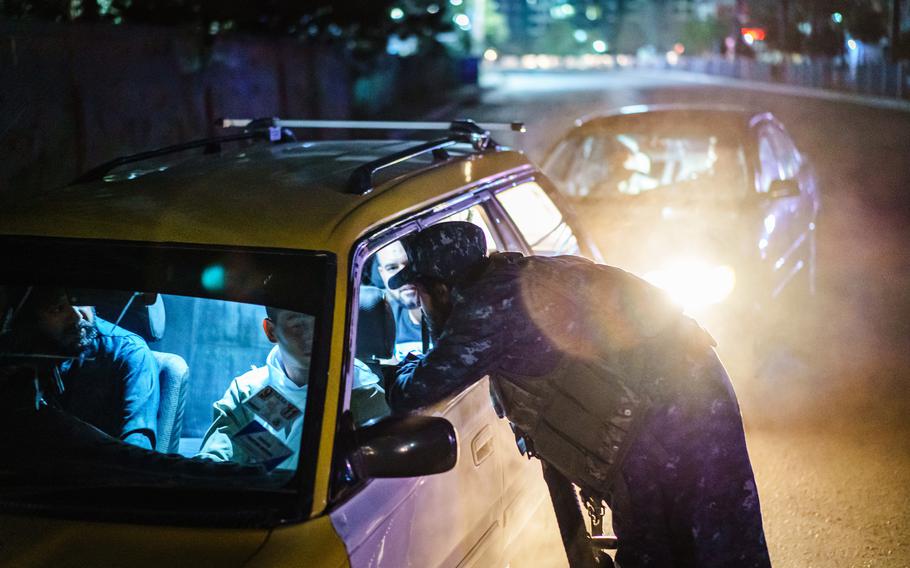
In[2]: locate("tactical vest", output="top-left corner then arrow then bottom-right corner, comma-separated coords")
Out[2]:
490,317 -> 712,497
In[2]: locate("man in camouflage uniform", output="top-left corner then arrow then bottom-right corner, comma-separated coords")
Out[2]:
385,222 -> 771,568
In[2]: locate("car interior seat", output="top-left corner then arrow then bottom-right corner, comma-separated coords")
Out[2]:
352,285 -> 396,424
87,290 -> 189,454
356,285 -> 396,375
151,351 -> 189,453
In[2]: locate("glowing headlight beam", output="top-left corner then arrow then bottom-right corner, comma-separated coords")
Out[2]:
644,262 -> 736,313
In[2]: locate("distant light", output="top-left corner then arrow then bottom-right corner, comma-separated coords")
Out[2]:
586,5 -> 599,20
387,34 -> 418,56
427,3 -> 440,14
450,0 -> 463,6
741,27 -> 765,41
832,12 -> 843,24
453,13 -> 471,29
847,39 -> 858,50
798,22 -> 812,35
592,40 -> 607,53
759,238 -> 768,250
483,48 -> 499,62
390,7 -> 405,20
673,43 -> 685,54
666,51 -> 679,65
550,3 -> 575,19
764,214 -> 776,234
743,33 -> 755,46
574,29 -> 588,42
201,264 -> 226,292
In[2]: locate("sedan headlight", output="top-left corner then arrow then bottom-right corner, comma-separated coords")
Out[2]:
644,260 -> 736,312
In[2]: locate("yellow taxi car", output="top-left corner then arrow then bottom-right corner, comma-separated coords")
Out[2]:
0,120 -> 599,567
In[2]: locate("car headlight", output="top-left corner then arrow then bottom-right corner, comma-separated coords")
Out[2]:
643,260 -> 736,312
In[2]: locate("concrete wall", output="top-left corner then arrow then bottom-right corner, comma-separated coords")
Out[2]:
0,20 -> 457,195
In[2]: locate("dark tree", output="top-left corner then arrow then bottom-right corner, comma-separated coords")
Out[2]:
1,0 -> 453,55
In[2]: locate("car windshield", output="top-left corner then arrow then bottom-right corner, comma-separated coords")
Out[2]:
0,237 -> 333,518
545,117 -> 749,200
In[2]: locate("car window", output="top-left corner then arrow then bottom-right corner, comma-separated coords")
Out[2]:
439,203 -> 502,253
544,136 -> 584,189
757,125 -> 796,191
546,124 -> 748,200
768,126 -> 801,180
496,181 -> 580,256
757,132 -> 777,192
0,239 -> 332,508
543,135 -> 613,197
349,203 -> 504,426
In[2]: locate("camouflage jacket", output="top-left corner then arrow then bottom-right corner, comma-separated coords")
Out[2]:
389,252 -> 715,492
389,252 -> 706,409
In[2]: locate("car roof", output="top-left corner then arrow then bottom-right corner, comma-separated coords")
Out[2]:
573,103 -> 767,129
0,139 -> 533,255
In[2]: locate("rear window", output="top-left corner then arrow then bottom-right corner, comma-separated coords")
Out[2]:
0,237 -> 335,523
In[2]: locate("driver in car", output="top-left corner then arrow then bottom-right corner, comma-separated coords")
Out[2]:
0,286 -> 160,450
197,306 -> 380,471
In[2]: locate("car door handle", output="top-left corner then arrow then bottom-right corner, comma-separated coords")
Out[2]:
471,425 -> 494,467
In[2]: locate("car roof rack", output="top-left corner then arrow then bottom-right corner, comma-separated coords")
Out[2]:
71,123 -> 296,185
219,118 -> 526,133
71,117 -> 526,193
219,117 -> 526,195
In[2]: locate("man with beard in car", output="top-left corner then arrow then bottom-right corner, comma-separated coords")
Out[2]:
384,222 -> 771,568
0,286 -> 159,450
375,241 -> 425,359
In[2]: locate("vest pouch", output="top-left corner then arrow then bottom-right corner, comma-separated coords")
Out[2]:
530,420 -> 614,491
493,355 -> 651,495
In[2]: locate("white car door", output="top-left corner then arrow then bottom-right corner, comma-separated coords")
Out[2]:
331,377 -> 505,568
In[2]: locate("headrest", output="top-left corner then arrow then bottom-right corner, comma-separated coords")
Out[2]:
356,286 -> 395,361
82,291 -> 166,343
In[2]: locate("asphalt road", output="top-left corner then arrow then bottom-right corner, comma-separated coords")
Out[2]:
451,69 -> 910,567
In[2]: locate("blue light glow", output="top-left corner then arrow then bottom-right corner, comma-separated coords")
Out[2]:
201,264 -> 226,292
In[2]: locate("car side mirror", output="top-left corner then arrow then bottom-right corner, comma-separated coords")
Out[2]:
768,179 -> 800,199
346,414 -> 458,478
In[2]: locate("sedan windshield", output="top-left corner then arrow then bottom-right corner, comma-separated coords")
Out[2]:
545,117 -> 749,200
0,237 -> 334,521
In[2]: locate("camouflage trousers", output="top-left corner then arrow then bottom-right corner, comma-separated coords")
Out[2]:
607,350 -> 772,568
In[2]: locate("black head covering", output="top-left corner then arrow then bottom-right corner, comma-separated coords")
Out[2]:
388,222 -> 487,289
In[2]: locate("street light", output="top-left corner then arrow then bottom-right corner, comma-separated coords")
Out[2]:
453,13 -> 471,30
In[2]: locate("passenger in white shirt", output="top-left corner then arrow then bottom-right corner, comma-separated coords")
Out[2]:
198,307 -> 379,471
